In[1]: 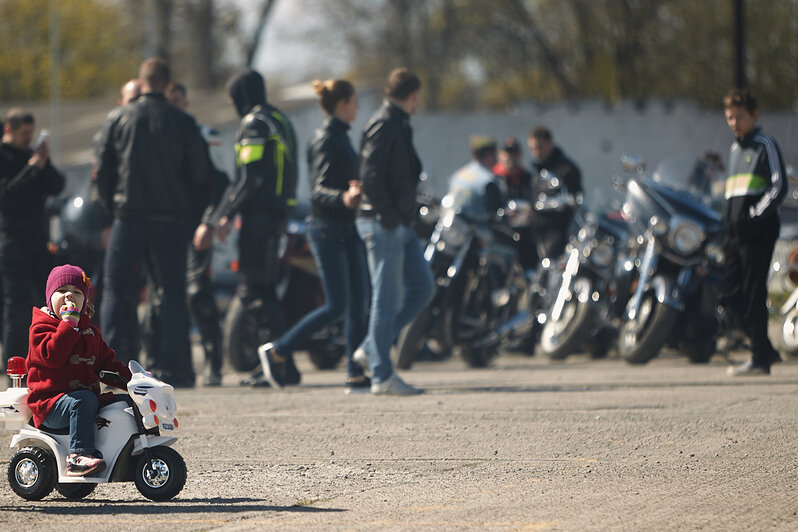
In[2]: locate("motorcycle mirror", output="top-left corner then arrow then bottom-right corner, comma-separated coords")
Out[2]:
621,155 -> 646,174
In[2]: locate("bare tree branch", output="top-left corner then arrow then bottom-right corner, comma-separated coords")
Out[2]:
246,0 -> 278,68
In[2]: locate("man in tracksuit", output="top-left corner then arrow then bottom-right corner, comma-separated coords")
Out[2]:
722,89 -> 786,376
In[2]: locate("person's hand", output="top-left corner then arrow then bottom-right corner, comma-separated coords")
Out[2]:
59,301 -> 80,327
28,140 -> 49,169
216,217 -> 232,243
343,180 -> 362,209
193,223 -> 214,251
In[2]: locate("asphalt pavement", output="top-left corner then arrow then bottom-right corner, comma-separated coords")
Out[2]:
1,349 -> 797,531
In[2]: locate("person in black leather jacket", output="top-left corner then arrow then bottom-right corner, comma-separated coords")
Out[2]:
204,68 -> 299,386
353,68 -> 435,396
95,58 -> 209,386
0,108 -> 65,365
528,126 -> 583,260
256,79 -> 370,392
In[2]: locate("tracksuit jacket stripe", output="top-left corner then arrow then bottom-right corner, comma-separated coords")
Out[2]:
751,133 -> 784,217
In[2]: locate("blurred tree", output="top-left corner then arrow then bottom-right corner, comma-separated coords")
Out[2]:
0,0 -> 139,100
317,0 -> 798,110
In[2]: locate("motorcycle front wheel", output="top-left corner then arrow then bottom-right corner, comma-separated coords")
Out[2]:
540,278 -> 594,360
619,291 -> 679,364
134,447 -> 187,502
223,294 -> 267,372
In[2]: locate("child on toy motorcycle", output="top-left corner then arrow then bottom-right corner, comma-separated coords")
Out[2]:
25,265 -> 131,476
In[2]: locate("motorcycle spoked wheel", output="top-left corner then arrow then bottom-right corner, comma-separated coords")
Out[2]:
781,306 -> 798,358
449,270 -> 501,368
619,291 -> 680,364
540,278 -> 595,360
223,294 -> 273,372
306,338 -> 346,370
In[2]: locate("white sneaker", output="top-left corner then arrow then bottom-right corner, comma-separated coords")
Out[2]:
371,373 -> 423,395
257,343 -> 284,390
352,347 -> 370,372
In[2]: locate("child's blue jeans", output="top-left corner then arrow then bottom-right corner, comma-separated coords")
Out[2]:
42,390 -> 100,455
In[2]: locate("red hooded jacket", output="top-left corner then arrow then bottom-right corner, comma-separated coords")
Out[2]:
25,307 -> 132,428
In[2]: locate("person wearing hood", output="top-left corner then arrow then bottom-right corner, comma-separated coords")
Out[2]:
204,68 -> 299,386
95,58 -> 209,387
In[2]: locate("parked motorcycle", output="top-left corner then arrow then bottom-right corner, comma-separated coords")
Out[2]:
616,155 -> 726,364
480,169 -> 583,357
222,208 -> 345,373
395,179 -> 523,369
539,207 -> 630,360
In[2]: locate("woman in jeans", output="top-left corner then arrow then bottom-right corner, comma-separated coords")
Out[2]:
257,79 -> 370,392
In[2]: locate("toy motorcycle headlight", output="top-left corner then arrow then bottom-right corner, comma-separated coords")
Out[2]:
590,242 -> 614,267
669,218 -> 703,254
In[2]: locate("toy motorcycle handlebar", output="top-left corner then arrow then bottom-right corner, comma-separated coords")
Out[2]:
99,370 -> 126,385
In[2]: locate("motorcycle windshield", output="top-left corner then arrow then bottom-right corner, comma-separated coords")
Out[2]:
651,153 -> 725,212
648,180 -> 722,229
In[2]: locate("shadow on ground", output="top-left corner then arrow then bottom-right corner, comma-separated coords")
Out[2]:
0,497 -> 346,515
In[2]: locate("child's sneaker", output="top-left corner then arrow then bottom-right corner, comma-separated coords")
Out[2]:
66,453 -> 106,477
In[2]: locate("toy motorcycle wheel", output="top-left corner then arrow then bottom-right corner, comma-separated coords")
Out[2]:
134,447 -> 187,501
56,482 -> 97,500
8,447 -> 56,501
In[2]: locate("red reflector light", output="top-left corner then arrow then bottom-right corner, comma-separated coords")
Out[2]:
153,415 -> 160,425
149,400 -> 157,412
173,418 -> 178,428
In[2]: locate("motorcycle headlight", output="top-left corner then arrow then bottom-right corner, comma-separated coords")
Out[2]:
669,218 -> 704,255
705,242 -> 724,264
590,242 -> 614,267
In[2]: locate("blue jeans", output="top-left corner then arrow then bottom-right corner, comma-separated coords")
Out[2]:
42,390 -> 100,455
274,220 -> 369,378
101,218 -> 190,375
355,219 -> 435,383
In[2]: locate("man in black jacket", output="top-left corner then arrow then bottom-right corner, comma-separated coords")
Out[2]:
722,89 -> 786,376
354,68 -> 434,395
96,58 -> 209,385
204,68 -> 299,385
0,109 -> 65,365
528,126 -> 583,260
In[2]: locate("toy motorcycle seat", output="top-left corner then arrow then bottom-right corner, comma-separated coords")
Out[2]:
37,420 -> 70,435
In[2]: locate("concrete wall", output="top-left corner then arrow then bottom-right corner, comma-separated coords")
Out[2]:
245,94 -> 798,210
65,95 -> 798,213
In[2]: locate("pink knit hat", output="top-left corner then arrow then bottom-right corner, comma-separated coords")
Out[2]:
45,264 -> 91,316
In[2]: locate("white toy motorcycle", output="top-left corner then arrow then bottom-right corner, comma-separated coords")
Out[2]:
0,357 -> 186,501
